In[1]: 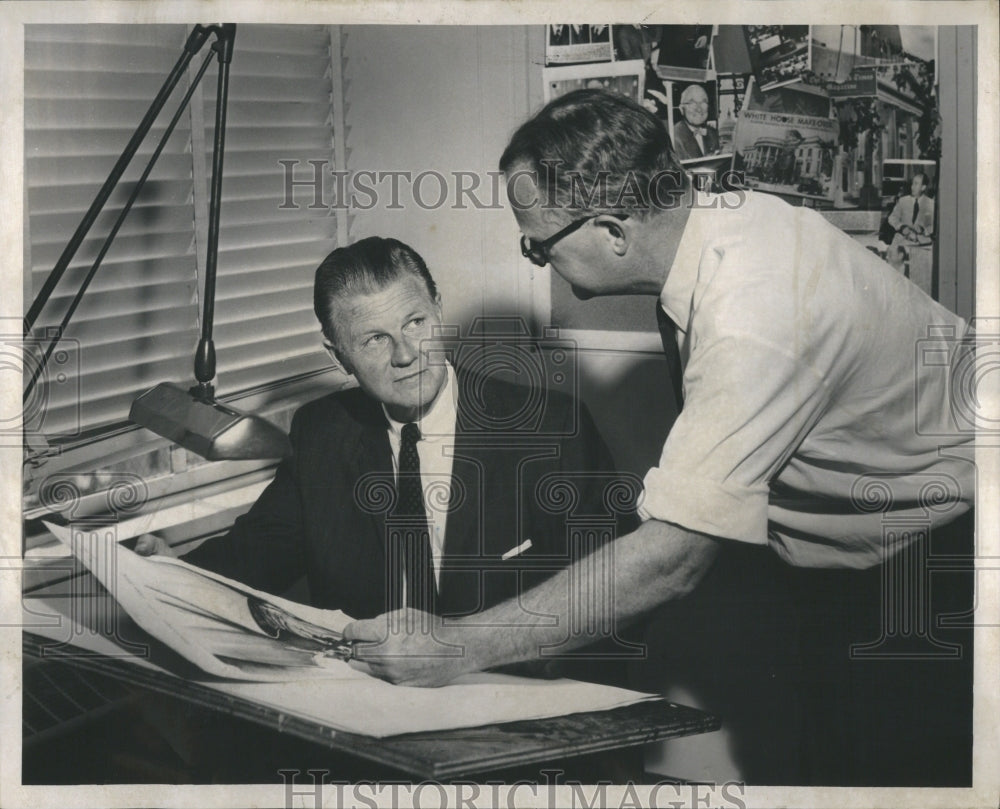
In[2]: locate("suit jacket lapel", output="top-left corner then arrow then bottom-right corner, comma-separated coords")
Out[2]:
352,409 -> 394,580
443,424 -> 484,558
437,370 -> 494,610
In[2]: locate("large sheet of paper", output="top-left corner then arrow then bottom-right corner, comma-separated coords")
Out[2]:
44,519 -> 359,682
39,520 -> 658,737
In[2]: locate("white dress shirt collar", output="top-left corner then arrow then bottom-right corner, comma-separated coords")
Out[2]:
659,191 -> 747,333
382,361 -> 457,440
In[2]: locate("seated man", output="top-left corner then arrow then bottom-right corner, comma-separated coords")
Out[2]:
140,236 -> 637,678
886,171 -> 935,272
671,83 -> 720,161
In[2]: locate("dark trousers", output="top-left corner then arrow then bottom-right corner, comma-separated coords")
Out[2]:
633,510 -> 975,786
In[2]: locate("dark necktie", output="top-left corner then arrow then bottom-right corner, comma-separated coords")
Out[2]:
912,199 -> 919,223
656,303 -> 684,416
395,422 -> 437,613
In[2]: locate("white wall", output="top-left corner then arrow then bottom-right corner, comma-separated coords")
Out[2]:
937,26 -> 977,319
342,24 -> 674,474
343,26 -> 533,328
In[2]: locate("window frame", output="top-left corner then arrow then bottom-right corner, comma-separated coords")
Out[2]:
22,23 -> 350,520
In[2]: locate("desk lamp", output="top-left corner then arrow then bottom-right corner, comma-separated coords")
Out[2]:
23,24 -> 292,461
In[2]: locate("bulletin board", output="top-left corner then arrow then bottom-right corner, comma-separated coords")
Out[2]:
539,24 -> 943,345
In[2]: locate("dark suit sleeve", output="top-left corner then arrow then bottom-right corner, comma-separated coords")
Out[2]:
560,399 -> 641,541
522,397 -> 642,686
706,126 -> 721,155
525,393 -> 639,561
671,122 -> 695,160
181,410 -> 308,595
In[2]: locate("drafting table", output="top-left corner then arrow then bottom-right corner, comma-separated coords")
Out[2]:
21,585 -> 720,782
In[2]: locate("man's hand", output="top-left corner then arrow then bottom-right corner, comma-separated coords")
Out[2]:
134,533 -> 177,558
346,521 -> 720,688
344,610 -> 477,687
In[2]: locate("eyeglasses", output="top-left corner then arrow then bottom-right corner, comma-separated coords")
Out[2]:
519,213 -> 628,268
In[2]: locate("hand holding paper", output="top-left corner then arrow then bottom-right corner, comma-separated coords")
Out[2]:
344,609 -> 476,687
134,533 -> 177,557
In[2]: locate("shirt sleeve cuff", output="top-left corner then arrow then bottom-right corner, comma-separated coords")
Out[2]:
638,466 -> 770,545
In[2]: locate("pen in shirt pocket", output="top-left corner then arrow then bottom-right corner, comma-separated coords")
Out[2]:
501,539 -> 533,560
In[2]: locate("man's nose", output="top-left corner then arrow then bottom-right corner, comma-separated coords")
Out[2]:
391,334 -> 419,366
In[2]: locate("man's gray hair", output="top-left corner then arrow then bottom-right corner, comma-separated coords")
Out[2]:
680,83 -> 708,105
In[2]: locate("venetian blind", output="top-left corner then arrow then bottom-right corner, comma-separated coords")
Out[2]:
25,24 -> 199,441
204,24 -> 335,395
24,24 -> 336,443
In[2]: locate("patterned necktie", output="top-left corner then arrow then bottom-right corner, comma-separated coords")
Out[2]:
656,303 -> 684,417
395,422 -> 437,613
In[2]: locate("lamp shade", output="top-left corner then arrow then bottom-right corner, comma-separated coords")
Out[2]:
130,382 -> 291,461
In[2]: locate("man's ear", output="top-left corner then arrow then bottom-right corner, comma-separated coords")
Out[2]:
323,338 -> 354,376
594,214 -> 630,257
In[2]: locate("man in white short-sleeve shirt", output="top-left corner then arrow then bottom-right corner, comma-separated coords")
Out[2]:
346,93 -> 975,776
642,188 -> 971,568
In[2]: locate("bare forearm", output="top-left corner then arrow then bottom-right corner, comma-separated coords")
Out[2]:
346,520 -> 721,685
439,519 -> 720,672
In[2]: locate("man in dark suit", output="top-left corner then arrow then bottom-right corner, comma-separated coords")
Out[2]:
548,24 -> 570,48
671,83 -> 720,161
657,25 -> 712,70
140,236 -> 636,658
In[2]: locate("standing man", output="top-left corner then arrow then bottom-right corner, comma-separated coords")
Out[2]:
671,83 -> 720,160
346,91 -> 975,786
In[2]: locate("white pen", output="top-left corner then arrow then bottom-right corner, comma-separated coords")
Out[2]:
501,539 -> 533,560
